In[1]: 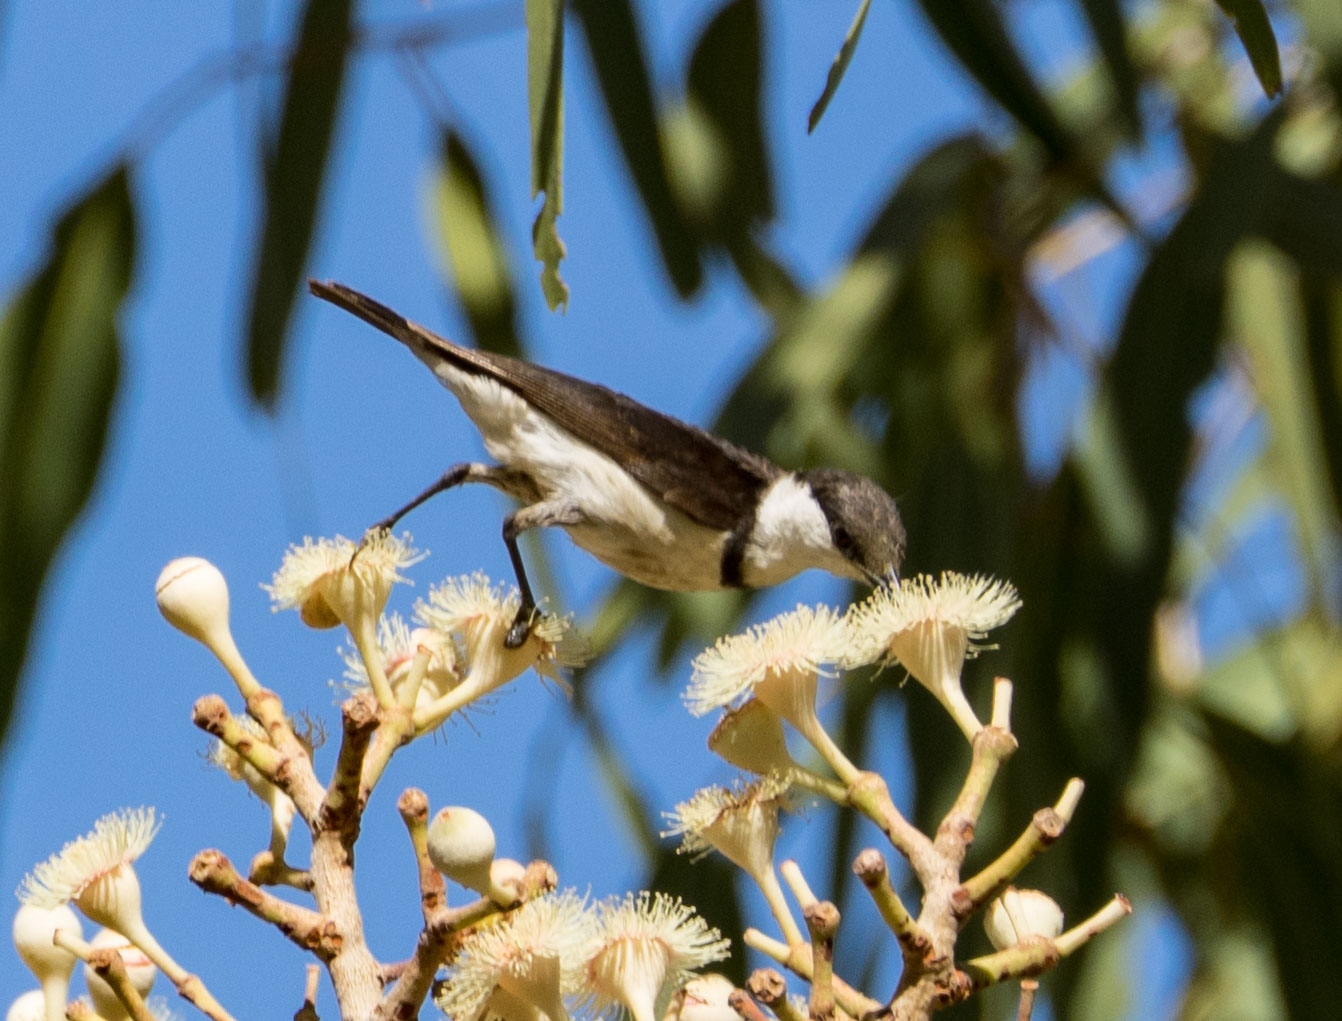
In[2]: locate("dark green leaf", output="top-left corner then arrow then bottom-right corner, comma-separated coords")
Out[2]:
912,0 -> 1131,226
1077,0 -> 1141,135
526,0 -> 569,311
686,0 -> 773,236
0,167 -> 136,747
435,132 -> 522,358
570,0 -> 703,297
1213,0 -> 1283,98
244,0 -> 352,408
913,0 -> 1078,165
807,0 -> 873,134
1299,274 -> 1342,517
1204,713 -> 1342,1019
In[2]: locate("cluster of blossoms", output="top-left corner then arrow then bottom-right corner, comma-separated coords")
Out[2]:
10,532 -> 1128,1020
685,572 -> 1023,746
11,807 -> 179,1021
435,887 -> 730,1021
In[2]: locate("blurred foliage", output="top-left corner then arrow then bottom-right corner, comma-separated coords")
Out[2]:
5,0 -> 1342,1017
0,168 -> 134,757
244,0 -> 353,407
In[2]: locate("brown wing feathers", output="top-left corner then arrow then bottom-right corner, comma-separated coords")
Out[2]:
309,280 -> 781,533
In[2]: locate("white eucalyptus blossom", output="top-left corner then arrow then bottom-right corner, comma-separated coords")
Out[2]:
845,573 -> 1020,739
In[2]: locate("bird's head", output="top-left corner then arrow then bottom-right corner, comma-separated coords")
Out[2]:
803,468 -> 906,587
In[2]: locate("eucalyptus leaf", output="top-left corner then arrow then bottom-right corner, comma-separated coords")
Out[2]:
526,0 -> 568,311
0,168 -> 136,746
807,0 -> 872,134
244,0 -> 352,408
570,0 -> 703,297
1213,0 -> 1283,98
435,131 -> 522,358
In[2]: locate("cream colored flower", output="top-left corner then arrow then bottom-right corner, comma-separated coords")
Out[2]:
686,606 -> 855,781
265,532 -> 420,629
579,893 -> 730,1021
18,809 -> 159,911
425,806 -> 515,904
705,700 -> 798,776
685,606 -> 848,717
338,612 -> 462,711
155,557 -> 261,698
17,808 -> 186,986
845,573 -> 1020,739
266,532 -> 421,705
411,573 -> 588,733
662,780 -> 801,947
436,890 -> 594,1021
662,974 -> 738,1021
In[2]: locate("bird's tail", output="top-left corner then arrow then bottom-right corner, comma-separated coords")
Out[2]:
308,279 -> 465,363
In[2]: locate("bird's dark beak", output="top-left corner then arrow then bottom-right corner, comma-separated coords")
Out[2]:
861,566 -> 894,589
882,567 -> 900,590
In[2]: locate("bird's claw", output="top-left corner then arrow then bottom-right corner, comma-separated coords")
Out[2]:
349,522 -> 395,568
504,604 -> 540,649
504,617 -> 531,649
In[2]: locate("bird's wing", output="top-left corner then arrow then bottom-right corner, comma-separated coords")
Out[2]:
310,280 -> 782,532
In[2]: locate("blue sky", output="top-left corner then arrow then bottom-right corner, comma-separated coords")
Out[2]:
0,3 -> 1173,1018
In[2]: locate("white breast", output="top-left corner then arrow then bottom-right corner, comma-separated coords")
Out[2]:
431,361 -> 729,590
741,475 -> 859,586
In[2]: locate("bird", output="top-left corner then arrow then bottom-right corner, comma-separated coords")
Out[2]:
310,279 -> 906,648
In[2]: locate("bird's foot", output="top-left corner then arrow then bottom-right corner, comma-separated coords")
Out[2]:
504,605 -> 537,649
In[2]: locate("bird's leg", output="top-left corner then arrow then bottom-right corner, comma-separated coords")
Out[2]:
500,500 -> 584,648
364,462 -> 477,538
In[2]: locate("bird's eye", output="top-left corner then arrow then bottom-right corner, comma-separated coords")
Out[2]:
832,524 -> 853,551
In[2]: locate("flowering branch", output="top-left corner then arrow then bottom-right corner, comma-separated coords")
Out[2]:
851,849 -> 931,972
955,778 -> 1085,916
51,931 -> 155,1021
188,850 -> 340,960
743,929 -> 883,1019
397,788 -> 446,923
321,692 -> 378,827
191,696 -> 286,789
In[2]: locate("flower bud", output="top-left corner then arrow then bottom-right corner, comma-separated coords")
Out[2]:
490,857 -> 527,891
984,888 -> 1064,950
12,903 -> 81,1021
426,806 -> 496,895
666,973 -> 738,1021
6,991 -> 46,1021
156,557 -> 231,646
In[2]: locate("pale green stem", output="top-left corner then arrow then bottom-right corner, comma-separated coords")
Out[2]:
350,614 -> 394,708
397,646 -> 432,710
751,864 -> 806,947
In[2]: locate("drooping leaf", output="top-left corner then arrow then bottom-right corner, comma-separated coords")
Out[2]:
0,167 -> 136,747
685,0 -> 773,237
807,0 -> 873,134
526,0 -> 568,311
435,132 -> 522,358
1213,0 -> 1284,99
1077,0 -> 1142,135
1299,273 -> 1342,516
570,0 -> 703,297
244,0 -> 352,408
1228,245 -> 1339,607
912,0 -> 1130,225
